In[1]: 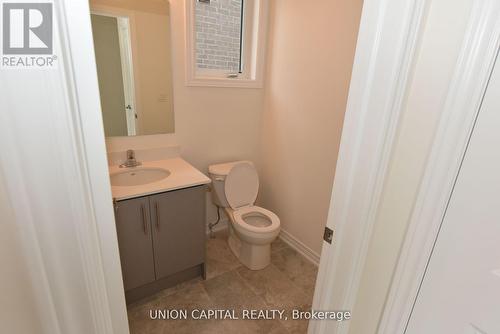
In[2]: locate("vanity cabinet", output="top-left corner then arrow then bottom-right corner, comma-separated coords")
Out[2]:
150,188 -> 205,279
114,196 -> 156,291
114,185 -> 206,302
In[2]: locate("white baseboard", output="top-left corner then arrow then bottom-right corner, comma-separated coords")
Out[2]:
206,223 -> 321,266
279,229 -> 321,266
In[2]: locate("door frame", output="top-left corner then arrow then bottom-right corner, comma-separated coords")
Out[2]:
308,0 -> 429,332
0,0 -> 129,333
378,2 -> 500,333
4,1 -> 499,334
310,0 -> 500,334
91,10 -> 137,136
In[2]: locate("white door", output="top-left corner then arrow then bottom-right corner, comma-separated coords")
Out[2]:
405,52 -> 500,333
91,13 -> 137,136
116,16 -> 137,136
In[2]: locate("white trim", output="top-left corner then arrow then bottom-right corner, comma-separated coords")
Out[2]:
204,223 -> 320,266
308,0 -> 429,333
184,0 -> 268,88
64,1 -> 130,331
1,1 -> 129,333
90,6 -> 138,136
90,4 -> 145,135
116,17 -> 137,136
279,229 -> 320,267
378,2 -> 500,333
91,11 -> 138,136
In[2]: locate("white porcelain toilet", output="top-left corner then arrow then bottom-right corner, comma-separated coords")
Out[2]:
208,161 -> 280,270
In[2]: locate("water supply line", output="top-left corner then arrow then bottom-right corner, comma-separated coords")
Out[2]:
208,205 -> 221,238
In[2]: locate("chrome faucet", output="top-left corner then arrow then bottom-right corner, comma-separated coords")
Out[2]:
119,149 -> 142,168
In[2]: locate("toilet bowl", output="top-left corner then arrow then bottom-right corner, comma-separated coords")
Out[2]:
208,161 -> 281,270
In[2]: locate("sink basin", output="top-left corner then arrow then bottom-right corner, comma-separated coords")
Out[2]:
110,167 -> 170,187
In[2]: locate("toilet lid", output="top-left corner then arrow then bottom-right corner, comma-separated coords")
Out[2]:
224,162 -> 259,209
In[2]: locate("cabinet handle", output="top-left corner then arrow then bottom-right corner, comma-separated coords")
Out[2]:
140,203 -> 147,235
155,202 -> 160,231
113,198 -> 118,214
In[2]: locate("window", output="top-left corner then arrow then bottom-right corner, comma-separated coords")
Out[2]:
186,0 -> 268,88
195,0 -> 244,74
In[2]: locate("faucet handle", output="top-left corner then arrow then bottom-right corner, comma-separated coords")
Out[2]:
119,149 -> 141,168
126,149 -> 135,160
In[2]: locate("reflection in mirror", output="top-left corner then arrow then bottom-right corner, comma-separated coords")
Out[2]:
90,0 -> 174,137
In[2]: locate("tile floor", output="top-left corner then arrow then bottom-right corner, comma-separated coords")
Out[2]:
127,230 -> 318,334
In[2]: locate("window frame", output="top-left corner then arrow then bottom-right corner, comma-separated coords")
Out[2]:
185,0 -> 268,88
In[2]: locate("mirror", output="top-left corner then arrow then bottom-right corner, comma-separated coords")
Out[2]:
90,0 -> 174,137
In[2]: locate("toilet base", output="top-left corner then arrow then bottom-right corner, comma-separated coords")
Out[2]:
228,226 -> 271,270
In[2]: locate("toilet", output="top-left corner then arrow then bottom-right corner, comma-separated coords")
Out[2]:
208,161 -> 280,270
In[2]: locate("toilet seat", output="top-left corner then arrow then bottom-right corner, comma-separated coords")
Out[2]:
224,162 -> 259,209
223,162 -> 280,237
232,205 -> 280,234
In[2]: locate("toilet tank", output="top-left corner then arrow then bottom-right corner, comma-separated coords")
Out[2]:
208,161 -> 253,208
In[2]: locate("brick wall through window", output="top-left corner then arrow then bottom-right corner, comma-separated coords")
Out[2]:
195,0 -> 243,72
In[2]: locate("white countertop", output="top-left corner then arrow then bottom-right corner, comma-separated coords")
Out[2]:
109,157 -> 211,201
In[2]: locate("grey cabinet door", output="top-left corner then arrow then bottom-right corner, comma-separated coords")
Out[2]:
115,197 -> 156,291
150,186 -> 206,280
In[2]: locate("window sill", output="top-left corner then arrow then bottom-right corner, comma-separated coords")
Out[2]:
186,76 -> 263,89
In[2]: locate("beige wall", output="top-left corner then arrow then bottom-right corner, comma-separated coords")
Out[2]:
104,0 -> 363,246
134,10 -> 175,134
0,174 -> 44,333
349,0 -> 474,332
105,0 -> 264,222
105,0 -> 263,168
257,0 -> 363,254
91,0 -> 175,135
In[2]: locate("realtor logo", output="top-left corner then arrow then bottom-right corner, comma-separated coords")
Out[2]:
1,1 -> 56,68
3,2 -> 52,54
